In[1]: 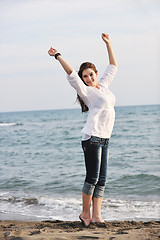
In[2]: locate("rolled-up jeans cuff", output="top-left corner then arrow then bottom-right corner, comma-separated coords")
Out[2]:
82,181 -> 95,196
93,185 -> 105,198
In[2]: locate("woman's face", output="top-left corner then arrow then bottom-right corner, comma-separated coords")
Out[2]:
82,68 -> 98,88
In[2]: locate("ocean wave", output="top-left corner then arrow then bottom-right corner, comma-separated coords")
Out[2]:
0,195 -> 39,205
0,122 -> 23,127
0,192 -> 159,221
119,173 -> 160,182
107,173 -> 160,198
0,106 -> 159,221
109,174 -> 160,190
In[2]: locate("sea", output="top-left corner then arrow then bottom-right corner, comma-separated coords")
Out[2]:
0,104 -> 160,222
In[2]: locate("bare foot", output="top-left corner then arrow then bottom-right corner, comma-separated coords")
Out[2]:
79,214 -> 91,227
91,217 -> 104,223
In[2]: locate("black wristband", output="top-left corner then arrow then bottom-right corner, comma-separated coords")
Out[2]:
55,53 -> 61,60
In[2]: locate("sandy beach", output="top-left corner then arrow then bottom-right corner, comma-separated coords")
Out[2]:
0,220 -> 160,240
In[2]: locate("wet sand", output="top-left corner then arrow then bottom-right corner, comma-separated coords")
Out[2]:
0,220 -> 160,240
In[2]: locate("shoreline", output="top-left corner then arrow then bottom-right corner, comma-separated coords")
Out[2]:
0,220 -> 160,240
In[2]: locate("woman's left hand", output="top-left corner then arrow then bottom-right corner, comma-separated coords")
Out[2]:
101,33 -> 110,44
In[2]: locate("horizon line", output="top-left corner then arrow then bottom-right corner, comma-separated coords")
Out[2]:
0,103 -> 159,114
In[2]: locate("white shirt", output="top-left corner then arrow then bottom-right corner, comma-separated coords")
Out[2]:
67,64 -> 117,139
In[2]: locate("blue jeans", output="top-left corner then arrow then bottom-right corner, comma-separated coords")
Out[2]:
81,136 -> 109,198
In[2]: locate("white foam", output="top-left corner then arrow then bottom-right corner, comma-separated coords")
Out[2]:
102,198 -> 160,221
0,192 -> 160,221
0,123 -> 17,126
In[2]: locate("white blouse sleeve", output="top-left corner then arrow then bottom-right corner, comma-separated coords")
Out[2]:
67,69 -> 88,97
99,64 -> 118,88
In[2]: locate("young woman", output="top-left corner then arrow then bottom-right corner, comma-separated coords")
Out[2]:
48,33 -> 118,227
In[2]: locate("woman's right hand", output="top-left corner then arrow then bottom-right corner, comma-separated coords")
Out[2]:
48,47 -> 59,57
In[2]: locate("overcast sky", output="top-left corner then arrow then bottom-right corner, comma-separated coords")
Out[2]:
0,0 -> 159,112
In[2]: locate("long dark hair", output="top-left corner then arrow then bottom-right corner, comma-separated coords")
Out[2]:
77,62 -> 98,113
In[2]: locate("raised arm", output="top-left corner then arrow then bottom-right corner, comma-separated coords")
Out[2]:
48,47 -> 73,75
101,33 -> 118,67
